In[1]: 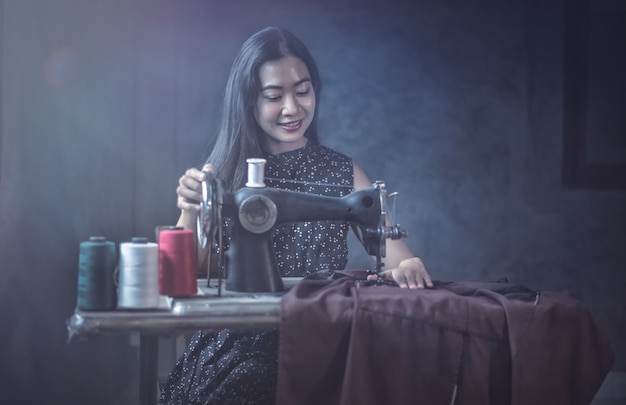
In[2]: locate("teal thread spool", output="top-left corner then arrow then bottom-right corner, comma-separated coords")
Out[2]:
77,236 -> 117,310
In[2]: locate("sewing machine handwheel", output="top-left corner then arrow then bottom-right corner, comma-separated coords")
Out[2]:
376,181 -> 388,264
197,172 -> 221,249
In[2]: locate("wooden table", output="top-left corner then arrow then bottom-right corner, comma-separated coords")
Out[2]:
66,279 -> 298,405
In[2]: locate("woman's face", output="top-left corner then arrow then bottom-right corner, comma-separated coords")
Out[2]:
254,55 -> 316,155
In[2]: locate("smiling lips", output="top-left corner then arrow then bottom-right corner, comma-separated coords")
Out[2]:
279,119 -> 303,132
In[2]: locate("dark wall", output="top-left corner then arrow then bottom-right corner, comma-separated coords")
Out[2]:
1,0 -> 625,403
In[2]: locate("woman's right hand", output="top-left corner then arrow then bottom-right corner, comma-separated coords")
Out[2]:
176,163 -> 215,214
176,163 -> 214,268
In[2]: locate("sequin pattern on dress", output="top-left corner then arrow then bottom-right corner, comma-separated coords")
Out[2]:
263,143 -> 353,277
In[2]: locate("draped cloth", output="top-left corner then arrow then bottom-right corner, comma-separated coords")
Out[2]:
277,272 -> 614,405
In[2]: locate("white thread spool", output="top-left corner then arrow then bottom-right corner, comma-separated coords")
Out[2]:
117,237 -> 160,309
245,158 -> 267,188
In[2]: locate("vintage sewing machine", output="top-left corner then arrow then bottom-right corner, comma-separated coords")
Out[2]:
197,158 -> 408,293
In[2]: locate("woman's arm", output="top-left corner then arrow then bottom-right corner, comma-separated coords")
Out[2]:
353,162 -> 433,289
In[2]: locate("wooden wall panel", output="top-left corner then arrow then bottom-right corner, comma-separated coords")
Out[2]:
1,1 -> 139,402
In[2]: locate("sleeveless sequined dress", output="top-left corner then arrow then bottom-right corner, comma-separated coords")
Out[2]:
159,143 -> 353,405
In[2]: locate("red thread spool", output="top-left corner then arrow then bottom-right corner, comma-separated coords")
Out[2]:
158,228 -> 197,297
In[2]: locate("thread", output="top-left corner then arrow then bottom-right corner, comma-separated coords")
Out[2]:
246,158 -> 267,188
159,229 -> 197,297
117,237 -> 160,309
77,236 -> 117,310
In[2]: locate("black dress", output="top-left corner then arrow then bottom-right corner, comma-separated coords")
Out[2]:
159,143 -> 353,404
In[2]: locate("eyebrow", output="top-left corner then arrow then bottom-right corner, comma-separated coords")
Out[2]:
261,78 -> 311,91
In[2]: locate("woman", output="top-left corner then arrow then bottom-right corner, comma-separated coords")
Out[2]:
162,26 -> 432,404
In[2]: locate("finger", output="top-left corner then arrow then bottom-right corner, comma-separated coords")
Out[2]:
423,272 -> 434,288
183,167 -> 207,183
393,272 -> 409,289
367,271 -> 403,286
408,257 -> 433,289
201,163 -> 215,175
177,183 -> 202,204
407,274 -> 420,289
177,196 -> 201,213
367,272 -> 391,282
179,171 -> 204,193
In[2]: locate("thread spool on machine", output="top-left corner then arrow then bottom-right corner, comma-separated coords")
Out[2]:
197,158 -> 408,293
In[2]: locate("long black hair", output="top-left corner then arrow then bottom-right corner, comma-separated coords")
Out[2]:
205,26 -> 322,192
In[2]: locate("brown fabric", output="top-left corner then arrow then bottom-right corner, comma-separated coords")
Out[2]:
276,274 -> 613,405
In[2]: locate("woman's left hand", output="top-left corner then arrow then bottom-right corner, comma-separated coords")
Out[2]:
367,257 -> 433,289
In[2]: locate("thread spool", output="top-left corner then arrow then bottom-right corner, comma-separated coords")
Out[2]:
117,237 -> 160,309
246,158 -> 267,188
77,236 -> 116,310
159,228 -> 197,297
155,225 -> 182,244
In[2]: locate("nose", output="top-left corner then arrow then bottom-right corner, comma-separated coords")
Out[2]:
281,94 -> 299,116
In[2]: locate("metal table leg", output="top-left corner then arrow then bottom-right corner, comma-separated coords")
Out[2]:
139,334 -> 159,405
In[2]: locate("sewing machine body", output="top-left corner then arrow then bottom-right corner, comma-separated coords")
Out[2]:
198,159 -> 407,293
223,186 -> 386,292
